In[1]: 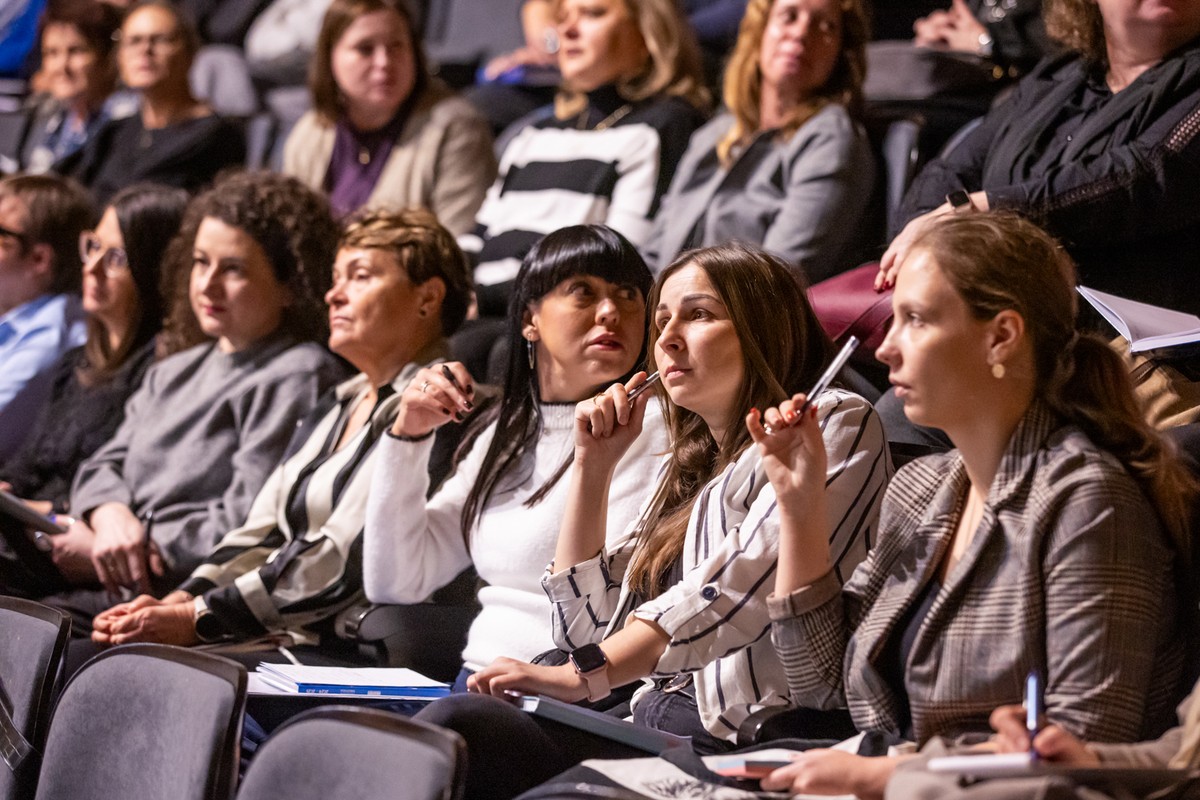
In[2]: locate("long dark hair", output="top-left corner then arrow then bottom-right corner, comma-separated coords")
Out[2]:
80,183 -> 187,386
626,242 -> 835,598
460,225 -> 654,537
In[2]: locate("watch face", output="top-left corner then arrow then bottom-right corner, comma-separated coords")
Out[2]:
569,643 -> 607,674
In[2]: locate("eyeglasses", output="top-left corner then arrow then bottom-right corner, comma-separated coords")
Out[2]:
115,31 -> 181,52
79,231 -> 129,274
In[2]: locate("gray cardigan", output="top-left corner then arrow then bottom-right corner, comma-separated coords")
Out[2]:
70,335 -> 344,586
644,105 -> 875,282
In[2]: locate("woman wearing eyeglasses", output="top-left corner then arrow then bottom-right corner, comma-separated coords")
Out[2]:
0,184 -> 187,597
60,0 -> 246,205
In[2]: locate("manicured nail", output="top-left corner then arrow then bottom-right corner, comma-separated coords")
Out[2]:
442,407 -> 451,415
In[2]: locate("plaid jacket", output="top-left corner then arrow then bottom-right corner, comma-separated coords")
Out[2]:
769,402 -> 1185,744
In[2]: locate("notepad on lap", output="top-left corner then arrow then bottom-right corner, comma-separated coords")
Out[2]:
928,753 -> 1196,794
255,664 -> 450,698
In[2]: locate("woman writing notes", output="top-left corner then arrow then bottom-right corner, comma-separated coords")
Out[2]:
428,242 -> 888,800
755,214 -> 1195,799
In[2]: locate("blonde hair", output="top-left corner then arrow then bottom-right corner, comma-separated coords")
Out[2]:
553,0 -> 710,119
717,0 -> 869,165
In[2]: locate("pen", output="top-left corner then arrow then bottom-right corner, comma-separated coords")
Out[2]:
441,364 -> 473,410
1025,670 -> 1043,756
626,371 -> 660,402
763,336 -> 859,434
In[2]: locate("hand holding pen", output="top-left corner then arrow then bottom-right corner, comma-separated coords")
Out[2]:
573,371 -> 658,471
391,362 -> 476,439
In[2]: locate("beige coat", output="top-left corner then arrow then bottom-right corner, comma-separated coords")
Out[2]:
283,82 -> 496,235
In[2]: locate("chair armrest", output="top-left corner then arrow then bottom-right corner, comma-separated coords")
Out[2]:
736,704 -> 859,747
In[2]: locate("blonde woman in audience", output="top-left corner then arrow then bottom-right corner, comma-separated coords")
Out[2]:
60,0 -> 245,204
87,208 -> 473,652
463,0 -> 711,319
428,242 -> 888,800
365,224 -> 669,690
282,0 -> 496,225
753,213 -> 1195,799
46,172 -> 345,630
645,0 -> 874,283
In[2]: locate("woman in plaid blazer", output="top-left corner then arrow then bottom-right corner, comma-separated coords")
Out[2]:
750,212 -> 1197,799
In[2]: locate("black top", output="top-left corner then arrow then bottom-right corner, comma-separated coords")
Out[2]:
59,112 -> 246,204
877,576 -> 941,741
0,341 -> 156,511
898,38 -> 1200,314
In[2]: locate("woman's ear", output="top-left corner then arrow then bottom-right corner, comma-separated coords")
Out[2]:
416,277 -> 446,318
986,309 -> 1025,364
522,306 -> 539,342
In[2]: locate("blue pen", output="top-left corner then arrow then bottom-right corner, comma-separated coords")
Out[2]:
1025,670 -> 1043,758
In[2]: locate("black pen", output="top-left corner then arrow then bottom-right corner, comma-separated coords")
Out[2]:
441,364 -> 473,410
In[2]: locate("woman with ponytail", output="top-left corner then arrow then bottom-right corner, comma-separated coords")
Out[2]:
751,212 -> 1197,799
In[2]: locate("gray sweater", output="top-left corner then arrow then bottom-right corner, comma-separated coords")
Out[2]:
70,335 -> 344,586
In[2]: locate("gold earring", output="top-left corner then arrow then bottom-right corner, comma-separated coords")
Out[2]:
991,362 -> 1006,379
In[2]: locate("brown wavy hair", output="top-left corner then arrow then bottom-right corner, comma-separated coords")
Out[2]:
553,0 -> 711,119
1043,0 -> 1106,66
625,241 -> 834,598
160,172 -> 339,355
911,212 -> 1197,557
718,0 -> 870,165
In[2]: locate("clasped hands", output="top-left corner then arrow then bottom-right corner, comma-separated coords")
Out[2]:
91,590 -> 198,647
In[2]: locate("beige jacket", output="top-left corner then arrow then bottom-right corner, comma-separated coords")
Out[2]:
283,82 -> 496,235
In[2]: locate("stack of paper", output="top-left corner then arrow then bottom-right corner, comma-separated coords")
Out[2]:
255,663 -> 450,698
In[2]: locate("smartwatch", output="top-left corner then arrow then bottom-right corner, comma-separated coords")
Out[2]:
568,643 -> 611,702
193,595 -> 225,643
946,189 -> 976,213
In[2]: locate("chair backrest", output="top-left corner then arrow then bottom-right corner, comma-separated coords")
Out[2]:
34,644 -> 246,800
0,597 -> 70,800
236,706 -> 466,800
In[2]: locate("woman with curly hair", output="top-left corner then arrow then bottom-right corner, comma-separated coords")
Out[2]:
45,172 -> 345,629
646,0 -> 875,283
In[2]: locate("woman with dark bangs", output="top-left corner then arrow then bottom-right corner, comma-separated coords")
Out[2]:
365,224 -> 669,686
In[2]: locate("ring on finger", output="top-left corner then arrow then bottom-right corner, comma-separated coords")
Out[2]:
420,380 -> 432,394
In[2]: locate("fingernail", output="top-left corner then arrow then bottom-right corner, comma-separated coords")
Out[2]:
442,407 -> 451,415
464,400 -> 474,410
454,412 -> 465,421
467,384 -> 475,395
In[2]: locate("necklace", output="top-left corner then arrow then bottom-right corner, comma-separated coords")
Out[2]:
578,102 -> 634,132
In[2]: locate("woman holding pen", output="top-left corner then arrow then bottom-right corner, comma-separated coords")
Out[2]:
427,241 -> 888,800
753,213 -> 1196,799
364,224 -> 669,686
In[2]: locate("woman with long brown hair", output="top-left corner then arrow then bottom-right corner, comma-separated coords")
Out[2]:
426,241 -> 888,800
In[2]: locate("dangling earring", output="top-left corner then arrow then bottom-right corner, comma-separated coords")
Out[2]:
991,362 -> 1006,379
526,338 -> 536,369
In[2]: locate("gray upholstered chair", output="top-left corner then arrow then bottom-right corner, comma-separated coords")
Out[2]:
33,644 -> 246,800
0,597 -> 70,800
236,706 -> 466,800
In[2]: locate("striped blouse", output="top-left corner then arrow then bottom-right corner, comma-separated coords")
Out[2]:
178,362 -> 430,642
543,389 -> 891,740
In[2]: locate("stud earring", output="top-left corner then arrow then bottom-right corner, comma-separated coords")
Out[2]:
991,362 -> 1006,379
